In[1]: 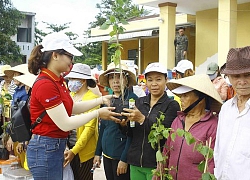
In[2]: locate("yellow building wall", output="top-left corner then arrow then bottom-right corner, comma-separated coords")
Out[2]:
120,38 -> 159,72
142,38 -> 159,70
237,3 -> 250,47
196,8 -> 218,67
120,40 -> 138,60
196,2 -> 250,67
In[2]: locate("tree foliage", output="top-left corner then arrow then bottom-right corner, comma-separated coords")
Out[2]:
0,0 -> 24,64
82,0 -> 150,67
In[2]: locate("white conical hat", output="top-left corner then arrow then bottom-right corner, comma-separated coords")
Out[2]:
167,74 -> 223,112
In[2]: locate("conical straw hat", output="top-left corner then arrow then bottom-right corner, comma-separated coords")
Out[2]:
167,74 -> 223,112
99,62 -> 136,87
13,73 -> 37,88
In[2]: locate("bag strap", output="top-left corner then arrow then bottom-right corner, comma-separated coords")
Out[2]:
30,76 -> 59,130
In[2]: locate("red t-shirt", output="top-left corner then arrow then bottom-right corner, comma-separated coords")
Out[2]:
30,68 -> 73,138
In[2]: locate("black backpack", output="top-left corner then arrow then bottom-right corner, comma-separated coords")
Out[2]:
9,77 -> 55,142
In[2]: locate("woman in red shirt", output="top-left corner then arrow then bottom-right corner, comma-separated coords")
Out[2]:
27,32 -> 120,180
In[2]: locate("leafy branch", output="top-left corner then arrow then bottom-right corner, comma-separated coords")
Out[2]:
99,0 -> 132,102
149,113 -> 216,180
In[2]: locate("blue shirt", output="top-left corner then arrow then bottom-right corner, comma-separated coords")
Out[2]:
12,85 -> 28,105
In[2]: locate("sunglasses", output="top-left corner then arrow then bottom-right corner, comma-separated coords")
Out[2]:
62,51 -> 74,60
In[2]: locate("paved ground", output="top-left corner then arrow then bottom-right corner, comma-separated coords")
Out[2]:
0,161 -> 107,179
93,163 -> 106,180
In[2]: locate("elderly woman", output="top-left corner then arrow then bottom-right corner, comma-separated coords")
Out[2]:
121,62 -> 180,180
162,74 -> 222,180
93,62 -> 138,180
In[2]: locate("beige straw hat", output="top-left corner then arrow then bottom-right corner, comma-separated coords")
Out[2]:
0,65 -> 12,77
99,62 -> 136,87
167,74 -> 223,112
13,73 -> 37,88
4,64 -> 30,77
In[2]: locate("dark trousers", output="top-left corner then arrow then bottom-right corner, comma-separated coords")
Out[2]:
70,154 -> 94,180
103,156 -> 130,180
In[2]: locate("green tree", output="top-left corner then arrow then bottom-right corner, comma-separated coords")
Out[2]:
0,0 -> 24,64
81,0 -> 150,67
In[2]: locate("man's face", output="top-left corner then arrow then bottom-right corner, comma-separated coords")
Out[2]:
178,29 -> 184,36
228,73 -> 250,96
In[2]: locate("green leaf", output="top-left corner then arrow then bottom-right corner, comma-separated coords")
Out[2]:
100,22 -> 110,30
171,133 -> 176,141
162,129 -> 169,139
199,146 -> 209,157
198,161 -> 205,173
176,129 -> 184,137
4,94 -> 12,100
156,150 -> 164,162
184,132 -> 196,145
201,172 -> 211,180
120,19 -> 129,25
109,30 -> 116,37
110,15 -> 116,23
116,0 -> 124,6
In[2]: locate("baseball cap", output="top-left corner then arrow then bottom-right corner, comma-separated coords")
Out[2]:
41,32 -> 82,56
173,60 -> 193,73
206,62 -> 219,75
144,62 -> 168,75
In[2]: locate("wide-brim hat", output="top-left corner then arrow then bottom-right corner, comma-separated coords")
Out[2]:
0,65 -> 11,77
99,62 -> 136,87
13,73 -> 37,88
41,32 -> 82,56
167,74 -> 223,112
65,63 -> 96,81
4,64 -> 30,77
222,46 -> 250,75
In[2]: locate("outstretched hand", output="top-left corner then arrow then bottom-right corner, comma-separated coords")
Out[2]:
101,95 -> 118,106
98,107 -> 122,121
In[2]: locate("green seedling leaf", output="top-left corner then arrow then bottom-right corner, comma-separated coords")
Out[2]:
162,129 -> 169,139
201,172 -> 211,180
156,150 -> 164,162
120,19 -> 129,25
176,129 -> 184,137
110,15 -> 116,23
184,132 -> 196,145
198,161 -> 205,173
100,22 -> 110,30
109,30 -> 117,37
171,133 -> 176,141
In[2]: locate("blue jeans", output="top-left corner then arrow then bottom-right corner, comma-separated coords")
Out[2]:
27,134 -> 67,180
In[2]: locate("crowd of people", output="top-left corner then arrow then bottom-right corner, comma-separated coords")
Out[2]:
0,31 -> 249,180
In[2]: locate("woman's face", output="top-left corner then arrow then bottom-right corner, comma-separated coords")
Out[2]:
3,75 -> 12,84
179,91 -> 199,111
146,72 -> 167,97
54,51 -> 74,73
108,73 -> 127,94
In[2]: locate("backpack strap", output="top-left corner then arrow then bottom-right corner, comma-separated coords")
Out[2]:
30,76 -> 59,130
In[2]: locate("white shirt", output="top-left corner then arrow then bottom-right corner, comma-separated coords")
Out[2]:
214,96 -> 250,180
